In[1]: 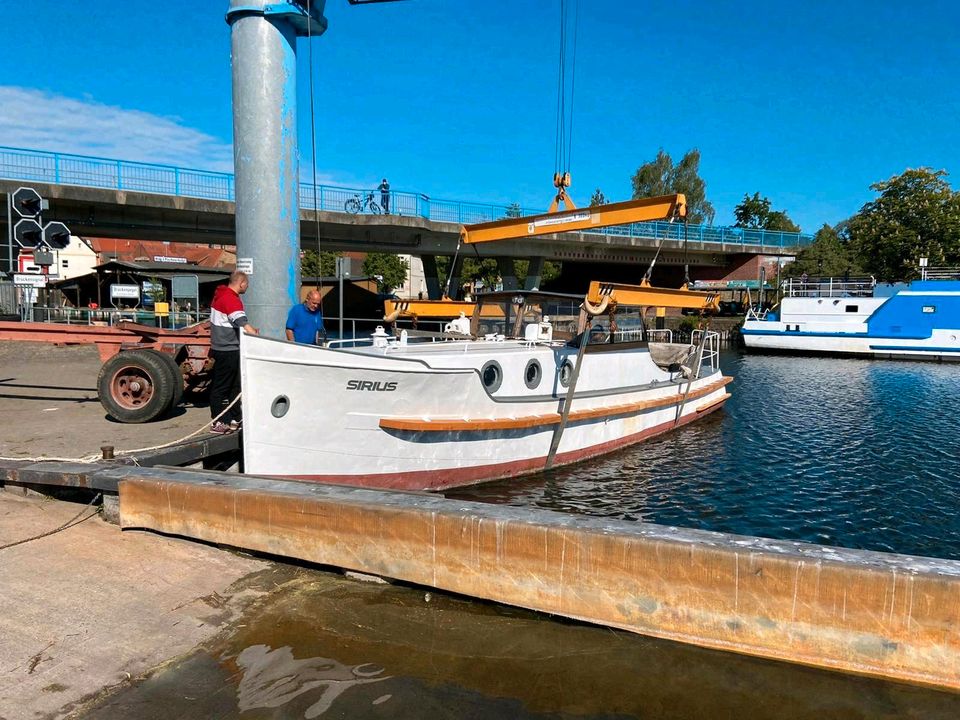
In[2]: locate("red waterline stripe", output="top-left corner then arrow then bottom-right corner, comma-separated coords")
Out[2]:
278,400 -> 727,492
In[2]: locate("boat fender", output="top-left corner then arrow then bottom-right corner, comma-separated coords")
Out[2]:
583,296 -> 610,315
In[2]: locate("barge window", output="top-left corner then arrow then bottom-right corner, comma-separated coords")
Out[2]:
481,361 -> 503,393
845,305 -> 858,312
923,305 -> 936,314
524,359 -> 542,389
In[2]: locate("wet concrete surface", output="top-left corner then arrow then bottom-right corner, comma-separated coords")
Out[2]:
0,491 -> 276,720
0,341 -> 213,460
80,572 -> 960,719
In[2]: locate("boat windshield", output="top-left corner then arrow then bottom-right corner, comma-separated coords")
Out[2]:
473,290 -> 651,346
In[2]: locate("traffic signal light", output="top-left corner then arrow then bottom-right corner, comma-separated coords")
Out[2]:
42,222 -> 71,250
14,219 -> 43,248
12,187 -> 45,218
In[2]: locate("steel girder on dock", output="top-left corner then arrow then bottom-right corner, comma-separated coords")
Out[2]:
105,467 -> 960,691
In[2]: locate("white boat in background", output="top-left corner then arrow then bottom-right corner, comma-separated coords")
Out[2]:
241,282 -> 732,491
741,267 -> 960,362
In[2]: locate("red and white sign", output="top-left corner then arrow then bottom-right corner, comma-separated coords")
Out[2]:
18,253 -> 42,274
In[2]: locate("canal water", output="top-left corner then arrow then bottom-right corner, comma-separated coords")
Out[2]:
452,351 -> 960,561
82,352 -> 960,719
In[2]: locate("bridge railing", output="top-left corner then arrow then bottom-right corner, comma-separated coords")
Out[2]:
0,146 -> 813,249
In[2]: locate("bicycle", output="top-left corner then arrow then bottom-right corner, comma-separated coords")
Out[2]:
344,191 -> 382,214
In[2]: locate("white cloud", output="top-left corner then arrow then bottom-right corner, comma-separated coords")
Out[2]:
0,86 -> 235,173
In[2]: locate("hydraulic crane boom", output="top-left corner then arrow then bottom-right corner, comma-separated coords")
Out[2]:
460,193 -> 686,245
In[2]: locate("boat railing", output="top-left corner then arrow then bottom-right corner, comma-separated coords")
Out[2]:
783,276 -> 875,298
920,266 -> 960,280
645,328 -> 673,343
691,329 -> 721,375
744,306 -> 767,321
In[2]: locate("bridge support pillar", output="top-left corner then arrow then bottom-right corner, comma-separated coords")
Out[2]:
495,258 -> 519,291
448,254 -> 465,300
523,256 -> 545,291
420,255 -> 443,300
227,1 -> 327,337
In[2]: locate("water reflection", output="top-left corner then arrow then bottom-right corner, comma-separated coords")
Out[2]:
450,352 -> 960,560
81,574 -> 960,719
234,644 -> 390,717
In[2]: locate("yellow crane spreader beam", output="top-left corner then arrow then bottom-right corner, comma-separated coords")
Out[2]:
383,299 -> 505,321
587,280 -> 720,312
461,194 -> 687,244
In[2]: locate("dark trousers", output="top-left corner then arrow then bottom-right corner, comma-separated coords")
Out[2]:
210,349 -> 241,424
381,193 -> 390,213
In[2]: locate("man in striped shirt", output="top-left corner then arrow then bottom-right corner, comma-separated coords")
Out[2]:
209,271 -> 259,434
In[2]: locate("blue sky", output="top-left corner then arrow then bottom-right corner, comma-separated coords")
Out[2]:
1,1 -> 958,232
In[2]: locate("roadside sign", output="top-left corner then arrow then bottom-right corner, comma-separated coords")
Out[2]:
110,284 -> 141,300
236,257 -> 253,275
13,273 -> 48,288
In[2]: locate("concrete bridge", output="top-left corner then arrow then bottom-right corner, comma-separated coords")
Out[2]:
1,146 -> 813,281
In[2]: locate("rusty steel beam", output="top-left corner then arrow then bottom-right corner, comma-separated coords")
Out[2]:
116,469 -> 960,691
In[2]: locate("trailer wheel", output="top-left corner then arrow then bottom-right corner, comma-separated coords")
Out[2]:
154,350 -> 185,413
97,349 -> 176,423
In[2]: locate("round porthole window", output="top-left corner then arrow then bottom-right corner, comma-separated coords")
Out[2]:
481,360 -> 503,393
558,360 -> 574,388
271,395 -> 290,418
524,359 -> 542,389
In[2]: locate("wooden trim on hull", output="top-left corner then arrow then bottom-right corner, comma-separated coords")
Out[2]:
281,398 -> 729,492
378,376 -> 733,433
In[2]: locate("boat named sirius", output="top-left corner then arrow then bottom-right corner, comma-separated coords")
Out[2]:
240,281 -> 733,491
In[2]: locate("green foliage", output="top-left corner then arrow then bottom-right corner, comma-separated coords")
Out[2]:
144,277 -> 166,303
631,148 -> 715,225
589,188 -> 607,207
435,257 -> 563,295
784,224 -> 858,277
362,253 -> 409,291
504,202 -> 522,218
301,249 -> 340,278
734,192 -> 800,232
678,316 -> 697,333
846,168 -> 960,281
514,259 -> 562,288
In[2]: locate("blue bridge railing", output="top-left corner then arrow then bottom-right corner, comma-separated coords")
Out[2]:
0,146 -> 813,249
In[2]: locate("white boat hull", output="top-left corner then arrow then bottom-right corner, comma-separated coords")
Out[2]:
240,334 -> 731,490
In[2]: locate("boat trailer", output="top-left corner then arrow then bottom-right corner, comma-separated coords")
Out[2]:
0,320 -> 212,423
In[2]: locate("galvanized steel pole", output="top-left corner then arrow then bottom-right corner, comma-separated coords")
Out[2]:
226,1 -> 327,337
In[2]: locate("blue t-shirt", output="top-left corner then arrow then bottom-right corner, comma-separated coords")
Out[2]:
285,303 -> 325,344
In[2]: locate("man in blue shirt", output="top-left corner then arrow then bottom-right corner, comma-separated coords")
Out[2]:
285,290 -> 325,344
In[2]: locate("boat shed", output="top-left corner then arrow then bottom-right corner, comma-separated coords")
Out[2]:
52,260 -> 231,309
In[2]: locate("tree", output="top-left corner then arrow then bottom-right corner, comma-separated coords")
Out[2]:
362,253 -> 408,292
734,192 -> 800,232
504,202 -> 522,218
846,167 -> 960,281
631,148 -> 715,225
301,249 -> 340,278
784,224 -> 858,277
514,259 -> 562,288
589,188 -> 607,207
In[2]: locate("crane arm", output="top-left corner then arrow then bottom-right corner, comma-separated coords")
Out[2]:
460,194 -> 686,245
586,280 -> 720,312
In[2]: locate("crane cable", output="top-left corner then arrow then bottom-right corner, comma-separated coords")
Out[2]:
553,0 -> 580,184
306,1 -> 325,295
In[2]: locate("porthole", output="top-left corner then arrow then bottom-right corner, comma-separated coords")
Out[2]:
271,395 -> 290,418
558,359 -> 575,388
480,361 -> 503,393
524,359 -> 542,389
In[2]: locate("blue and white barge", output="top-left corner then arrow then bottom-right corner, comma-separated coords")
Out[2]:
741,268 -> 960,361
